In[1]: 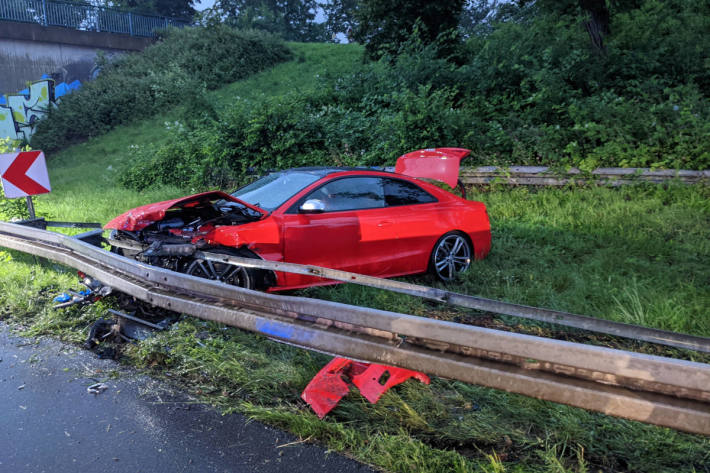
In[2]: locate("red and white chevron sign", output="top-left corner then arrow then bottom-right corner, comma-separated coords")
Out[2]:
0,151 -> 51,198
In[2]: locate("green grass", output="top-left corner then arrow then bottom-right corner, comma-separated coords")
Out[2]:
1,42 -> 709,472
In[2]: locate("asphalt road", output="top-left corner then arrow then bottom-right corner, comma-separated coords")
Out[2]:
0,324 -> 373,473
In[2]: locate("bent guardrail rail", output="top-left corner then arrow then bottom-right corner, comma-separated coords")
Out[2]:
0,221 -> 709,435
107,236 -> 710,354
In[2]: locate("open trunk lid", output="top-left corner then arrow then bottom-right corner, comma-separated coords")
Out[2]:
395,148 -> 470,188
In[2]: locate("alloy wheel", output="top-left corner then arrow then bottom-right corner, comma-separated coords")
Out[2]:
433,233 -> 471,281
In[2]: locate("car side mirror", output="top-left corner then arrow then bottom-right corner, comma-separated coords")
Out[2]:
299,199 -> 326,214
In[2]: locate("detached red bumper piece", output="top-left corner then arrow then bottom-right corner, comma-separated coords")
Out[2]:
301,357 -> 430,419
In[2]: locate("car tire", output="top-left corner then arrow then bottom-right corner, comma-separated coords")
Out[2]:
183,247 -> 258,290
429,231 -> 472,282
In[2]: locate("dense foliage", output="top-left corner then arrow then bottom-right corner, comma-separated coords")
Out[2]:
31,26 -> 291,152
205,0 -> 326,42
112,0 -> 196,19
353,0 -> 465,60
119,0 -> 709,192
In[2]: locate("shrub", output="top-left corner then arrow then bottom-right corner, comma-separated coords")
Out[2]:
31,25 -> 291,152
119,0 -> 709,192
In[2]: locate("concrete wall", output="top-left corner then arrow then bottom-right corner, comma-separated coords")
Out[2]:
0,38 -> 108,91
0,20 -> 154,93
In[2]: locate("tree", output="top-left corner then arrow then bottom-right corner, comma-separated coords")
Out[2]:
459,0 -> 498,37
320,0 -> 358,42
111,0 -> 196,19
525,0 -> 612,53
211,0 -> 326,42
353,0 -> 466,60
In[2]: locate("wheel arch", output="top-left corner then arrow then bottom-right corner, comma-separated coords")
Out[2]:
430,229 -> 474,255
235,245 -> 277,290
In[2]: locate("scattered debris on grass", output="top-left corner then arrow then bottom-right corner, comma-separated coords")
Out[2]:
302,357 -> 430,418
52,272 -> 112,309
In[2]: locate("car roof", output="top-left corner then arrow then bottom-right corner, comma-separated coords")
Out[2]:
282,166 -> 382,174
277,166 -> 395,178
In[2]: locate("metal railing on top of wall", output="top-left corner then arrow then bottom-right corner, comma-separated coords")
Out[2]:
0,0 -> 190,37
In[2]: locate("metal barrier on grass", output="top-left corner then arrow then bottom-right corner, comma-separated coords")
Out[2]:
0,221 -> 709,435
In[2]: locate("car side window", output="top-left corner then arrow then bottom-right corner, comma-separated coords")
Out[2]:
307,177 -> 385,212
383,178 -> 437,206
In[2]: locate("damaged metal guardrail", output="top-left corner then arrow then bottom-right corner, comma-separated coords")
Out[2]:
0,221 -> 709,435
108,236 -> 710,354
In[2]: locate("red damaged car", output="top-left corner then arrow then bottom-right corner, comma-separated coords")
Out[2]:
105,148 -> 491,291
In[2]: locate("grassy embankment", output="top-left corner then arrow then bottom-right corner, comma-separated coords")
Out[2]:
1,42 -> 709,472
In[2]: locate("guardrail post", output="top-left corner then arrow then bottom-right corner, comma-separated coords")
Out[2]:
41,0 -> 48,26
128,12 -> 133,35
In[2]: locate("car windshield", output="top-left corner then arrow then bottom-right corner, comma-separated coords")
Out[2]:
231,171 -> 322,211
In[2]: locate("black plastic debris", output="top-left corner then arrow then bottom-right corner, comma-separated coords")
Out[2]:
84,318 -> 117,349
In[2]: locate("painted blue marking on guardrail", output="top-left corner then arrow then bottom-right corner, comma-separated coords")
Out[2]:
257,320 -> 294,339
257,320 -> 311,342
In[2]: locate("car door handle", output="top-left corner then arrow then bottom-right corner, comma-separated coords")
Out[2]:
377,221 -> 393,227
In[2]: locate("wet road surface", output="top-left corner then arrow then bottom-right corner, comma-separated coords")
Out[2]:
0,325 -> 373,473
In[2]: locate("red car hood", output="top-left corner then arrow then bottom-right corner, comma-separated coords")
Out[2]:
395,148 -> 470,188
104,191 -> 266,231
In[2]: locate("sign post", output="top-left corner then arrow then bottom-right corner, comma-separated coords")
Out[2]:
0,151 -> 52,218
25,196 -> 36,219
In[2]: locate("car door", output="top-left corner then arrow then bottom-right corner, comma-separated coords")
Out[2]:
280,176 -> 395,286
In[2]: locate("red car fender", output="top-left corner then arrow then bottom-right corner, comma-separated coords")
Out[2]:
203,219 -> 287,287
406,179 -> 492,260
205,218 -> 283,259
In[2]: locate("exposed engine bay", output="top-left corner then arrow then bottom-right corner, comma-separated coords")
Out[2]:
107,193 -> 272,289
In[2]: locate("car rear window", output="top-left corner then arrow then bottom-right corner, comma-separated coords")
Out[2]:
384,178 -> 437,206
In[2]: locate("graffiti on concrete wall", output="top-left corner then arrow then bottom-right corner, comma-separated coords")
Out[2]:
0,76 -> 83,142
0,80 -> 55,142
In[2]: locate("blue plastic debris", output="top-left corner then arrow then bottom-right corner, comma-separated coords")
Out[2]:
54,293 -> 72,303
